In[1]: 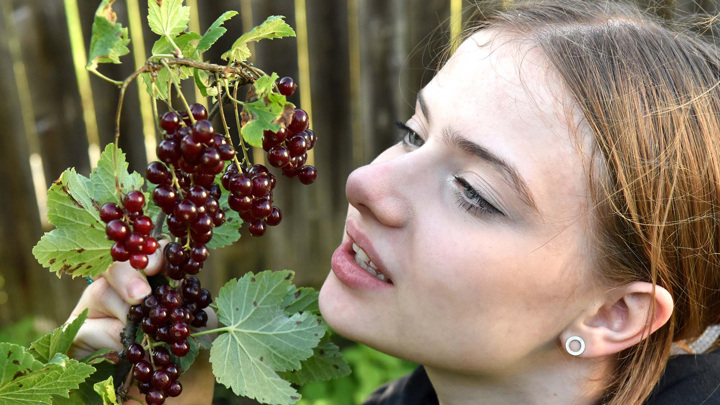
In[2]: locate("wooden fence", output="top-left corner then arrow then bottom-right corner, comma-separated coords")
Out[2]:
0,0 -> 714,327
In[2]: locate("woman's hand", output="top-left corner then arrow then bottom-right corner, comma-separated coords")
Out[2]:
68,242 -> 167,359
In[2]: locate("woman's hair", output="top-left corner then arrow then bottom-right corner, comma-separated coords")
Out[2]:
460,1 -> 720,404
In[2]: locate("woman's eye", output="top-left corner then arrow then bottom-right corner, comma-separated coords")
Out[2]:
454,176 -> 504,217
395,121 -> 424,148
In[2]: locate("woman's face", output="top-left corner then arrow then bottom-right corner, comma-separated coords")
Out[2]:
319,30 -> 600,374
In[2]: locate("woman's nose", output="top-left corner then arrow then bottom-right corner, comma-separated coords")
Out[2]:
345,153 -> 414,228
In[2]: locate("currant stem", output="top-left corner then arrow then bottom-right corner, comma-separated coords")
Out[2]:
161,60 -> 196,125
233,81 -> 251,167
215,75 -> 244,170
223,79 -> 244,105
88,67 -> 123,87
190,326 -> 230,337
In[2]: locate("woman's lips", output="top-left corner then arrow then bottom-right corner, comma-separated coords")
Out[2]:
331,237 -> 394,290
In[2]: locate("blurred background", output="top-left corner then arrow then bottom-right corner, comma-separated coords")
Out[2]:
0,0 -> 716,403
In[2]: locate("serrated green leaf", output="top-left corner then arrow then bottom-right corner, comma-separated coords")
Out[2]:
93,377 -> 118,405
197,11 -> 238,55
210,271 -> 325,404
147,0 -> 190,38
241,100 -> 282,147
278,340 -> 351,386
0,356 -> 95,404
221,16 -> 295,63
29,309 -> 88,363
253,73 -> 279,97
33,144 -> 144,278
206,194 -> 242,249
91,144 -> 144,205
0,343 -> 43,387
33,226 -> 113,278
87,0 -> 130,70
151,31 -> 201,56
282,287 -> 320,315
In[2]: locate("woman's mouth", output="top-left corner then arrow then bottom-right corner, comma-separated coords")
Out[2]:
352,242 -> 390,283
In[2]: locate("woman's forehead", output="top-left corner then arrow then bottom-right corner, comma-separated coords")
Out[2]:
425,29 -> 595,223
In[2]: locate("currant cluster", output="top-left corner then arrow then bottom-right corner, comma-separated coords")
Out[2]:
221,163 -> 281,237
148,103 -> 232,275
126,277 -> 211,404
263,76 -> 318,185
100,191 -> 159,270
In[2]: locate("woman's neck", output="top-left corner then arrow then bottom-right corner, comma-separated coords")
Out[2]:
424,354 -> 613,405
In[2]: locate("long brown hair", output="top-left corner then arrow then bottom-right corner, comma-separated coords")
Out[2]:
462,1 -> 720,403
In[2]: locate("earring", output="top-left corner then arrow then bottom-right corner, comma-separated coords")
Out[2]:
565,336 -> 585,356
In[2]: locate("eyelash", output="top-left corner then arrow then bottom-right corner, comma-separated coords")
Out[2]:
394,121 -> 503,217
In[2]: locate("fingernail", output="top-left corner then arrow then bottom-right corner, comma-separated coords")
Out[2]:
128,280 -> 150,302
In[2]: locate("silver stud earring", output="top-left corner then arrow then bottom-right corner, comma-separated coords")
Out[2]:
565,336 -> 585,356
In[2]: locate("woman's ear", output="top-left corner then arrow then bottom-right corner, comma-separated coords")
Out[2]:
561,282 -> 673,358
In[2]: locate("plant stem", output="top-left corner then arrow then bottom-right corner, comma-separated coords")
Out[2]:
161,60 -> 195,125
215,77 -> 244,170
233,82 -> 251,167
191,326 -> 231,337
88,67 -> 123,86
223,79 -> 244,105
165,35 -> 184,57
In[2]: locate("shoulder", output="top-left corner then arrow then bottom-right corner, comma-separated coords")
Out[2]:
362,366 -> 438,405
645,351 -> 720,404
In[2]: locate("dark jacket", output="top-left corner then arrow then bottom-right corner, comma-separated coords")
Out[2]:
363,351 -> 720,404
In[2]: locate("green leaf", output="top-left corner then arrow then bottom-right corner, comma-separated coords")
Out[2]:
241,100 -> 282,147
194,69 -> 219,98
206,193 -> 242,249
210,271 -> 326,404
29,309 -> 89,363
253,73 -> 279,98
279,340 -> 351,386
32,144 -> 144,278
86,0 -> 130,70
0,343 -> 43,387
0,356 -> 95,404
151,31 -> 201,57
147,0 -> 190,38
140,68 -> 170,101
221,16 -> 295,63
93,377 -> 118,405
282,287 -> 320,315
197,11 -> 238,55
177,336 -> 200,372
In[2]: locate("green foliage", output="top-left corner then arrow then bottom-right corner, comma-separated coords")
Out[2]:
296,344 -> 418,405
0,313 -> 98,404
221,16 -> 295,63
205,193 -> 243,249
29,309 -> 88,363
86,0 -> 130,70
197,11 -> 238,55
147,0 -> 190,41
210,271 -> 330,404
241,73 -> 296,148
93,377 -> 118,405
0,318 -> 43,346
32,145 -> 143,278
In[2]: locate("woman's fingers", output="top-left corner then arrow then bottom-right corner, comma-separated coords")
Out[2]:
71,278 -> 129,321
69,317 -> 126,360
101,240 -> 167,305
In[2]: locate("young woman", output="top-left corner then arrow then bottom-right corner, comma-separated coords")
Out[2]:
70,1 -> 720,403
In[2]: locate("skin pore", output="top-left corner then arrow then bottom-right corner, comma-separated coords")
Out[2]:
318,29 -> 672,405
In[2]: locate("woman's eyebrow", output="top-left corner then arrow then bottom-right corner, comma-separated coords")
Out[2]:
442,127 -> 539,214
417,89 -> 538,213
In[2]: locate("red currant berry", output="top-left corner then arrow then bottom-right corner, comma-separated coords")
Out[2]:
99,202 -> 123,223
111,242 -> 130,261
152,347 -> 172,367
123,191 -> 145,213
125,343 -> 145,363
160,111 -> 181,133
133,360 -> 153,382
288,108 -> 309,134
277,76 -> 297,96
157,139 -> 181,165
299,165 -> 318,185
170,340 -> 190,357
146,161 -> 170,185
130,254 -> 149,270
166,381 -> 182,397
144,237 -> 158,255
267,146 -> 290,168
106,220 -> 129,242
189,103 -> 208,121
249,220 -> 266,236
286,135 -> 308,157
266,207 -> 282,226
192,120 -> 214,144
